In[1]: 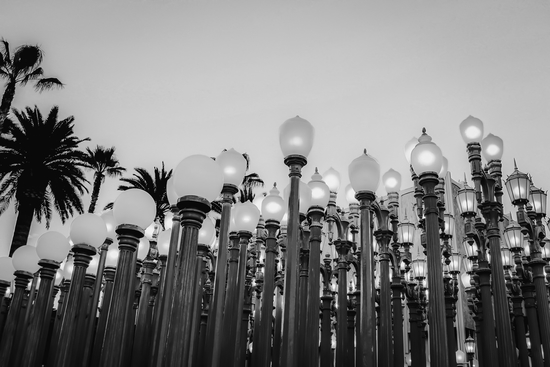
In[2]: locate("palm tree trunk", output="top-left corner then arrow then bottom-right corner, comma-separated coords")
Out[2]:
0,78 -> 16,133
88,173 -> 104,213
9,202 -> 34,256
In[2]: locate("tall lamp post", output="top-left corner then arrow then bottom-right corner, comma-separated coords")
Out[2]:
278,116 -> 313,367
409,129 -> 449,367
459,116 -> 515,367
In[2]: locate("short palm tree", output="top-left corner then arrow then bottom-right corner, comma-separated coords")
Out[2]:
105,163 -> 172,230
0,106 -> 89,255
0,40 -> 63,133
83,145 -> 125,213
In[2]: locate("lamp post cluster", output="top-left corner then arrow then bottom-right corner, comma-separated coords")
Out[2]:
0,115 -> 547,367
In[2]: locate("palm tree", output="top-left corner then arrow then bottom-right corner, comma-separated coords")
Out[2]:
0,106 -> 89,255
0,40 -> 64,133
105,163 -> 172,230
82,145 -> 126,213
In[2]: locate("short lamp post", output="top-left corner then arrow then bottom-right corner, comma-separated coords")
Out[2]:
410,128 -> 449,367
464,336 -> 475,367
20,231 -> 70,367
98,189 -> 155,367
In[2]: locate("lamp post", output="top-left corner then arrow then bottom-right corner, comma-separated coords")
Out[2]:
0,245 -> 39,364
459,116 -> 516,367
505,166 -> 550,367
0,257 -> 15,311
20,231 -> 70,367
257,184 -> 285,367
98,189 -> 155,367
278,116 -> 313,367
348,149 -> 380,367
205,148 -> 247,367
464,336 -> 475,367
410,128 -> 449,367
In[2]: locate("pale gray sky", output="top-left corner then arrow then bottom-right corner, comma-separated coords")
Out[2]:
1,0 -> 550,255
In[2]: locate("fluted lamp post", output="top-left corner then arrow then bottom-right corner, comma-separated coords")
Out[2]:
348,149 -> 380,367
256,184 -> 286,366
98,189 -> 156,367
278,116 -> 314,367
206,148 -> 247,367
165,154 -> 223,367
505,165 -> 550,367
0,245 -> 39,364
410,129 -> 449,367
21,231 -> 70,367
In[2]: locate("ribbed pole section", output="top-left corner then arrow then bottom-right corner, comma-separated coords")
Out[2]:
306,207 -> 323,367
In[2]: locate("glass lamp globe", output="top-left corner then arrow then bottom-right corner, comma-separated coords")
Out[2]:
404,137 -> 418,165
459,116 -> 484,144
449,252 -> 462,273
166,177 -> 179,206
100,210 -> 117,240
261,184 -> 286,222
0,257 -> 16,282
113,189 -> 157,230
503,222 -> 523,250
505,166 -> 530,204
464,336 -> 476,354
55,269 -> 64,286
137,238 -> 150,261
308,169 -> 330,208
70,213 -> 108,248
523,238 -> 531,257
540,241 -> 550,260
12,245 -> 40,274
105,247 -> 119,267
284,180 -> 313,214
322,167 -> 341,193
529,186 -> 547,215
87,254 -> 99,275
456,350 -> 466,364
439,156 -> 449,178
444,214 -> 455,236
36,231 -> 71,262
481,133 -> 504,162
501,248 -> 514,268
279,116 -> 315,158
456,183 -> 477,216
345,184 -> 358,205
62,256 -> 74,279
382,168 -> 401,193
410,130 -> 443,176
216,148 -> 247,186
233,201 -> 261,232
461,272 -> 472,289
253,195 -> 265,212
157,229 -> 171,256
173,154 -> 224,202
411,258 -> 427,279
348,150 -> 380,193
398,220 -> 416,245
463,240 -> 478,259
199,217 -> 216,246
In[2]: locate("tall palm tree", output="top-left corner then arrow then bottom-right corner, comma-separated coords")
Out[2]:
0,106 -> 89,255
0,40 -> 64,133
82,145 -> 126,213
105,163 -> 172,229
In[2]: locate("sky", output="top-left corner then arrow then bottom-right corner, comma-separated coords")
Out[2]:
1,0 -> 550,256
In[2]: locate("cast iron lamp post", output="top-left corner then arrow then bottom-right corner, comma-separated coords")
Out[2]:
278,116 -> 314,367
20,231 -> 70,367
404,258 -> 428,367
0,245 -> 40,364
459,116 -> 516,367
409,128 -> 449,367
504,166 -> 550,367
98,189 -> 156,367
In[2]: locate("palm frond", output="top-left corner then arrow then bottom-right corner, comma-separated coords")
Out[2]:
34,78 -> 63,92
13,45 -> 42,75
19,67 -> 43,86
1,39 -> 11,64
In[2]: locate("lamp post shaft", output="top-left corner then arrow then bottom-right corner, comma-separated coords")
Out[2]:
55,244 -> 96,367
20,261 -> 59,367
258,220 -> 280,367
476,265 -> 498,366
335,240 -> 349,367
418,173 -> 449,367
205,185 -> 237,367
164,196 -> 210,367
187,245 -> 208,367
232,232 -> 252,366
377,235 -> 392,367
356,191 -> 377,367
91,267 -> 115,367
280,154 -> 306,367
306,209 -> 323,367
150,212 -> 180,367
523,283 -> 544,366
98,225 -> 142,367
132,260 -> 156,367
531,260 -> 550,367
391,275 -> 404,367
320,294 -> 333,367
511,295 -> 530,367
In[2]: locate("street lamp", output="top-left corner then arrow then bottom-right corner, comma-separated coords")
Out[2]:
464,335 -> 476,367
410,128 -> 449,367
